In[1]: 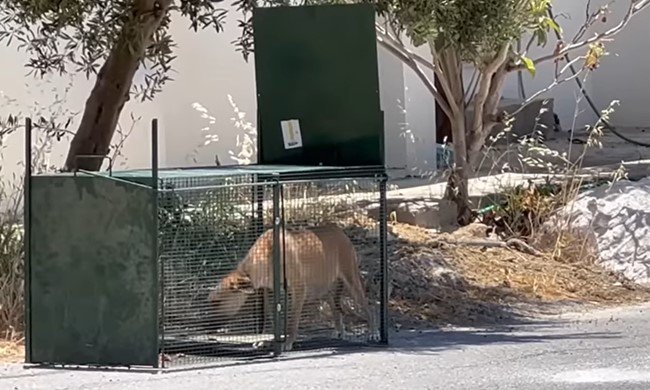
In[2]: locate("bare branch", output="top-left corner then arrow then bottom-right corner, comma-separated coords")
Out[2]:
433,45 -> 464,116
375,35 -> 453,118
510,0 -> 650,72
573,0 -> 616,44
470,44 -> 510,139
510,65 -> 588,118
375,24 -> 435,71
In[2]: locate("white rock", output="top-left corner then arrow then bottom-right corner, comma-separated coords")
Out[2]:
560,177 -> 650,284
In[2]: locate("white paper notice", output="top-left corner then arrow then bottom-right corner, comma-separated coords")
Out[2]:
280,119 -> 303,150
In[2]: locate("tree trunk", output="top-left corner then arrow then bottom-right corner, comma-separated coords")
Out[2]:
434,47 -> 473,225
63,0 -> 172,172
445,112 -> 474,226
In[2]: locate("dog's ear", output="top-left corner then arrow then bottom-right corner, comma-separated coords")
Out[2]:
233,275 -> 256,295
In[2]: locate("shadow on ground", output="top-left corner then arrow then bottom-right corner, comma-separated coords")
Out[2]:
9,320 -> 621,378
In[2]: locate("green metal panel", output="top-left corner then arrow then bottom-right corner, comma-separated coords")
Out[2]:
253,3 -> 384,167
28,175 -> 158,367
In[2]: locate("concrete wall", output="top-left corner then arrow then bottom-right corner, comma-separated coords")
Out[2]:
403,45 -> 437,177
587,0 -> 650,127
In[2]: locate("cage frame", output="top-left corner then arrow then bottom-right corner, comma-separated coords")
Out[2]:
23,118 -> 389,370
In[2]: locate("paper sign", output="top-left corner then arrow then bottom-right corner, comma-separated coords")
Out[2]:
281,119 -> 303,149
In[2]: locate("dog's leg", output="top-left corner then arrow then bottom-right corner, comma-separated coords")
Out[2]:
341,272 -> 374,335
329,280 -> 345,338
256,289 -> 266,334
260,288 -> 269,334
252,288 -> 276,350
284,285 -> 306,352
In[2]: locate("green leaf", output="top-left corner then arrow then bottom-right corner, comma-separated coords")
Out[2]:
544,17 -> 561,34
521,56 -> 536,77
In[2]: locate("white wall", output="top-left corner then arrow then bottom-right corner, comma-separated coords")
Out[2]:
588,0 -> 650,127
403,45 -> 437,177
377,45 -> 408,170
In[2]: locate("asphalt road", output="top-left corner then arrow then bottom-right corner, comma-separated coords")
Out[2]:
3,303 -> 650,390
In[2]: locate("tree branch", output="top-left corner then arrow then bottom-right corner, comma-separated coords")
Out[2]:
375,24 -> 435,71
470,44 -> 510,140
375,35 -> 453,119
509,0 -> 650,72
509,65 -> 588,118
433,44 -> 464,116
483,66 -> 509,127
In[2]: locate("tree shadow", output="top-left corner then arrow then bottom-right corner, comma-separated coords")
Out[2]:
384,326 -> 620,356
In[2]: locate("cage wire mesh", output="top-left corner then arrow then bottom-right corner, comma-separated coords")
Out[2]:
277,178 -> 383,349
158,175 -> 275,367
155,169 -> 385,367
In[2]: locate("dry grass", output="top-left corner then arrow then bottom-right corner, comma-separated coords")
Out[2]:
385,222 -> 650,328
0,339 -> 23,364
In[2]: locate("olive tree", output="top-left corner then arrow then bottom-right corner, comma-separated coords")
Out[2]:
0,0 -> 253,171
238,0 -> 649,224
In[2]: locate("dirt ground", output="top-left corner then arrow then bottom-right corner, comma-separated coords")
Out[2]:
385,221 -> 650,329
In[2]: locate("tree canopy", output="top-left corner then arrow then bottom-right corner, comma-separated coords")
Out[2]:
374,0 -> 557,64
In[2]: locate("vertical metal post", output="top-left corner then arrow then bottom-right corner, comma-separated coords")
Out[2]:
23,118 -> 32,363
151,118 -> 162,368
271,176 -> 283,356
378,176 -> 389,345
280,185 -> 288,347
252,175 -> 266,334
255,175 -> 264,235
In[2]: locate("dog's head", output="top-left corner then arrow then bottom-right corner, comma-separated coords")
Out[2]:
207,272 -> 256,321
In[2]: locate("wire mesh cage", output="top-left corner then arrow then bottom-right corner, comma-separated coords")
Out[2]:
151,166 -> 388,368
157,176 -> 272,367
25,162 -> 387,370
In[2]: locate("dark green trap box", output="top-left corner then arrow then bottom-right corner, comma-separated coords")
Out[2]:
253,3 -> 384,167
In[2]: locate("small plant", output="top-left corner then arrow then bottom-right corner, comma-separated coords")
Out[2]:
480,95 -> 627,267
0,188 -> 24,340
189,95 -> 257,166
485,178 -> 562,238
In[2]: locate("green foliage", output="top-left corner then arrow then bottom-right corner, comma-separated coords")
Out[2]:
488,179 -> 563,238
0,0 -> 229,102
375,0 -> 557,65
520,55 -> 536,77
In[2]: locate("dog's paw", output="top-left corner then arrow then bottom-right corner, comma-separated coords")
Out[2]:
252,340 -> 273,350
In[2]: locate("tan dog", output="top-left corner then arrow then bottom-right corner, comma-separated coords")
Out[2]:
207,224 -> 373,351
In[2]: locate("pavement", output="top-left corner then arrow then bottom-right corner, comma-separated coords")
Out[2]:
2,303 -> 650,390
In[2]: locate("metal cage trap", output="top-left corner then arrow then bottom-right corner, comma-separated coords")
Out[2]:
23,120 -> 389,369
